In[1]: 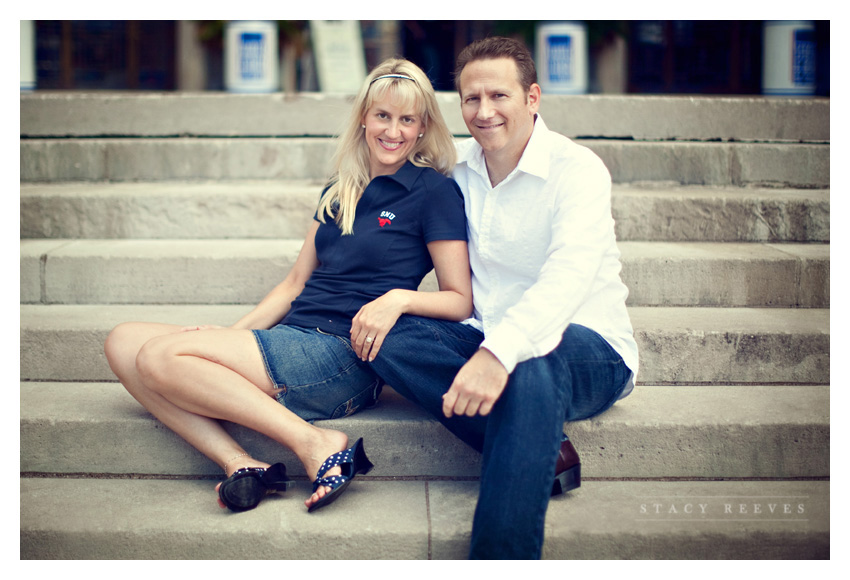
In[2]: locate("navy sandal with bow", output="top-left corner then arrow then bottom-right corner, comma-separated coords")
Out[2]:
219,462 -> 294,512
308,438 -> 374,513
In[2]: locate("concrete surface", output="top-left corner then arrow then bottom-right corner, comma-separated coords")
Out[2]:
20,382 -> 829,479
18,93 -> 831,560
20,478 -> 829,559
621,241 -> 829,307
20,138 -> 830,186
629,306 -> 828,384
21,239 -> 303,304
613,186 -> 830,243
21,93 -> 830,142
20,182 -> 831,243
20,180 -> 323,240
20,239 -> 829,307
19,305 -> 830,384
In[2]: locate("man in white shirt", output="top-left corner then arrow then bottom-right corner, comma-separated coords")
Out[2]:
370,37 -> 638,559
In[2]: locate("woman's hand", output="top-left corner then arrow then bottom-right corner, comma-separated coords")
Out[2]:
350,290 -> 409,361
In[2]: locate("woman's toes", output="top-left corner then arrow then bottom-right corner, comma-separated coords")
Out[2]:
307,490 -> 320,507
215,482 -> 227,509
305,486 -> 329,508
214,482 -> 226,508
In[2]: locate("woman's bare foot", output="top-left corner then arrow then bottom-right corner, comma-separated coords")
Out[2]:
301,429 -> 350,510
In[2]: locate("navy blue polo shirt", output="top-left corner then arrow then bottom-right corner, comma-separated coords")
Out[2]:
281,161 -> 467,337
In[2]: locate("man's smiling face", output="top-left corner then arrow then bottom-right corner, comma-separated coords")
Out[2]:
459,57 -> 540,164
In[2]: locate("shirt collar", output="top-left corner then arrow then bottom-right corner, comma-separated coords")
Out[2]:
456,114 -> 551,182
456,135 -> 487,176
515,114 -> 551,181
378,160 -> 425,191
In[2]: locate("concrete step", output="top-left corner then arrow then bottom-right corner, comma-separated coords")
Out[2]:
21,239 -> 830,308
622,242 -> 828,308
19,305 -> 829,384
21,382 -> 829,479
20,138 -> 830,187
21,93 -> 830,142
613,185 -> 829,243
20,239 -> 304,305
20,477 -> 829,559
21,181 -> 830,243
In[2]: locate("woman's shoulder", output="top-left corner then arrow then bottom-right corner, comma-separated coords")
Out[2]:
415,165 -> 460,191
411,166 -> 463,215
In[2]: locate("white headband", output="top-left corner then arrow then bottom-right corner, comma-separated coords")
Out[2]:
370,73 -> 415,85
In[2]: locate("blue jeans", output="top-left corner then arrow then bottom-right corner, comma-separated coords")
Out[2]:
253,325 -> 382,422
369,315 -> 631,559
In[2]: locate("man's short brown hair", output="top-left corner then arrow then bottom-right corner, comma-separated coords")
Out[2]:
454,36 -> 538,94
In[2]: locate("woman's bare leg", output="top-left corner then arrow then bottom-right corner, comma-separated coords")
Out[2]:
106,322 -> 257,470
105,322 -> 348,508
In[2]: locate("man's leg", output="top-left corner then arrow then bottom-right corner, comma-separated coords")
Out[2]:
469,324 -> 631,559
369,315 -> 488,451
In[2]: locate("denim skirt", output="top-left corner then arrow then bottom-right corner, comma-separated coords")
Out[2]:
252,324 -> 382,422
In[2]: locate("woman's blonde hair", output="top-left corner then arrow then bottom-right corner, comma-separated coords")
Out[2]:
317,58 -> 457,235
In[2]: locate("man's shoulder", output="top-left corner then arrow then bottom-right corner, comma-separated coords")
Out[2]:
539,125 -> 596,159
539,128 -> 609,180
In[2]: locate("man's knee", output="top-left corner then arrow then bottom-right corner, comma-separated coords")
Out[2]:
379,316 -> 443,359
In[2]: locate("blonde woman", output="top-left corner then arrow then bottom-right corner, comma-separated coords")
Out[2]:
104,58 -> 471,513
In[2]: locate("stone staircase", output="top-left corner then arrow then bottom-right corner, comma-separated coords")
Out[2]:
20,92 -> 830,559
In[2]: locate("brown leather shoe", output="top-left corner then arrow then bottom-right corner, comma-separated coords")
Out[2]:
552,438 -> 581,496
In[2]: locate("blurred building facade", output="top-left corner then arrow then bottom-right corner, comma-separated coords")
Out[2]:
27,20 -> 830,96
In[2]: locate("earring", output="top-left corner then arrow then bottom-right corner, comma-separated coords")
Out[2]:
362,124 -> 366,129
418,133 -> 424,138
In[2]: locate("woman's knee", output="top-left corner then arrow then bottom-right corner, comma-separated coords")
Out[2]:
104,322 -> 146,377
135,334 -> 179,392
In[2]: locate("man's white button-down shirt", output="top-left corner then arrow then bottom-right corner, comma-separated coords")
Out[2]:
453,115 -> 638,396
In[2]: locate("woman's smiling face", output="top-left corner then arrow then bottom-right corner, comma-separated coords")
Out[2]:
362,95 -> 424,179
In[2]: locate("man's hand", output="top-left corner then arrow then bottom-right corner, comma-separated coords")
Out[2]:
442,348 -> 509,418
